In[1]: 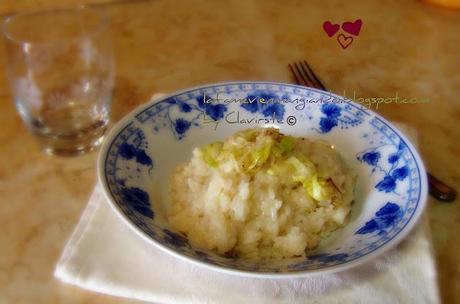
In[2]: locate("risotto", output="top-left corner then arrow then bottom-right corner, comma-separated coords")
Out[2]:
168,128 -> 356,260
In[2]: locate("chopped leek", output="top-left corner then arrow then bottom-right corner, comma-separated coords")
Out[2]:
200,128 -> 336,202
248,142 -> 272,170
278,136 -> 296,153
287,156 -> 314,182
202,142 -> 223,168
238,140 -> 273,171
305,175 -> 329,201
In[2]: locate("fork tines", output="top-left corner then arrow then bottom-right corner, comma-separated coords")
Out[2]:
289,61 -> 326,91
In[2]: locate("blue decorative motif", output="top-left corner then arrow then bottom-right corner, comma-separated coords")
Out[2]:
177,101 -> 192,113
119,143 -> 137,159
356,202 -> 403,235
392,166 -> 409,180
197,95 -> 227,121
138,96 -> 228,140
118,130 -> 153,168
321,103 -> 342,118
102,83 -> 424,274
162,229 -> 189,247
361,151 -> 380,166
134,150 -> 153,166
373,165 -> 409,193
388,153 -> 400,164
357,137 -> 409,193
120,186 -> 154,219
240,90 -> 286,120
317,103 -> 363,133
286,253 -> 349,271
319,116 -> 339,133
174,118 -> 191,135
309,253 -> 349,263
375,175 -> 398,193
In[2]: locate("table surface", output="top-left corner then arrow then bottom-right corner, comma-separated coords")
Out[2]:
0,0 -> 459,303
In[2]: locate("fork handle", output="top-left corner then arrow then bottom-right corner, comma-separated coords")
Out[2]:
428,172 -> 457,202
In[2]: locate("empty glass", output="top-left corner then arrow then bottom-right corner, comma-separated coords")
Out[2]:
2,7 -> 114,156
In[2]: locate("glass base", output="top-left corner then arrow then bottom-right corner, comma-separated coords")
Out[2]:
41,134 -> 105,156
34,120 -> 108,157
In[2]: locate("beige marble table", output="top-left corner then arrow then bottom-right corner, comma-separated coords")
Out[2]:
0,0 -> 459,303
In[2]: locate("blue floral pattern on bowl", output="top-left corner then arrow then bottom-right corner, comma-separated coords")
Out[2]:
356,202 -> 403,235
317,103 -> 364,133
99,82 -> 427,276
357,136 -> 410,194
240,90 -> 287,120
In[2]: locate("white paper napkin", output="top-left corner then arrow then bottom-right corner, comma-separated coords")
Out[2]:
54,100 -> 440,303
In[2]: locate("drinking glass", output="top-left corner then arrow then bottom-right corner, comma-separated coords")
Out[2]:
2,7 -> 114,156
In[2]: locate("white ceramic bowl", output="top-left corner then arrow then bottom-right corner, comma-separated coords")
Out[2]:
97,82 -> 427,277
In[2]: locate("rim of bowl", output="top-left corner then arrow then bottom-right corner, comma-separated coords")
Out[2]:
97,81 -> 428,278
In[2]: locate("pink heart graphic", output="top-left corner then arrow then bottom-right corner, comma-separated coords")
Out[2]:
342,19 -> 362,36
337,34 -> 353,49
323,21 -> 340,37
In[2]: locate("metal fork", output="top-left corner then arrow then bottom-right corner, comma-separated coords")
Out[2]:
289,60 -> 457,202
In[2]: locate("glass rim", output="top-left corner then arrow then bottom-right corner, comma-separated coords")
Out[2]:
2,5 -> 110,45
